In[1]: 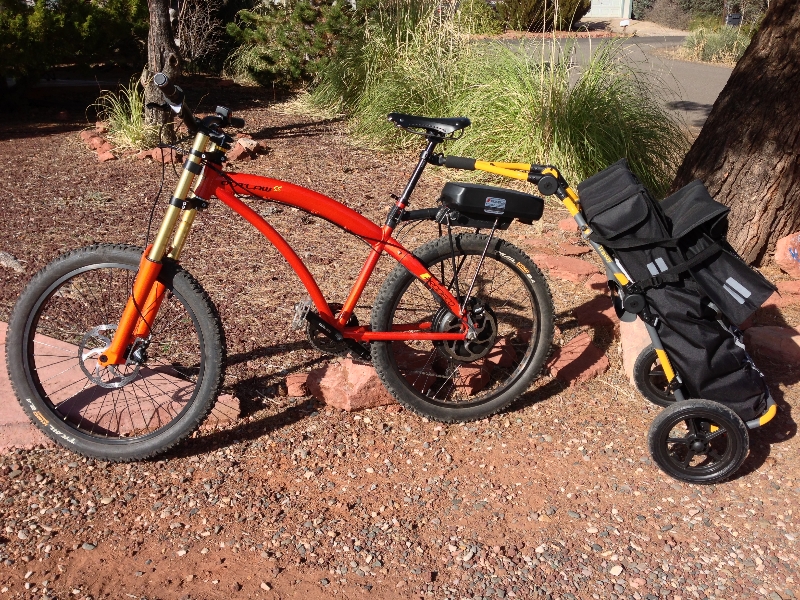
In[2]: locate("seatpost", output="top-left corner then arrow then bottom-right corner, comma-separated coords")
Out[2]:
385,137 -> 441,227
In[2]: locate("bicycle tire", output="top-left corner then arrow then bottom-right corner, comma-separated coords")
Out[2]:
648,399 -> 749,484
5,244 -> 226,461
633,344 -> 676,407
370,233 -> 554,422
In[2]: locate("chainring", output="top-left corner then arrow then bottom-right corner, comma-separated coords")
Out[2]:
306,303 -> 359,358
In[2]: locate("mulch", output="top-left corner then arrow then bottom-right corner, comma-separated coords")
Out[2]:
0,78 -> 797,600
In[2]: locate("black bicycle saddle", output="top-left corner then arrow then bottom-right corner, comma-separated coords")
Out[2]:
387,113 -> 471,137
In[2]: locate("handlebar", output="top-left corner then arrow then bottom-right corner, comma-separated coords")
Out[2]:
153,72 -> 245,135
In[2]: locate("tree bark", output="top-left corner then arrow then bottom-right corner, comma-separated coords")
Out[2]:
141,0 -> 182,129
672,0 -> 800,265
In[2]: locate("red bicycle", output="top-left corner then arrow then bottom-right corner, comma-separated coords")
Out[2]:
6,75 -> 557,461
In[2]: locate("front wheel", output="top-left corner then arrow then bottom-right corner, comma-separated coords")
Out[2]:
633,344 -> 677,407
5,244 -> 226,461
648,399 -> 749,484
370,234 -> 554,422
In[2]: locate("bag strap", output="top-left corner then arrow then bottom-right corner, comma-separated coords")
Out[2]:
635,241 -> 723,290
588,231 -> 676,249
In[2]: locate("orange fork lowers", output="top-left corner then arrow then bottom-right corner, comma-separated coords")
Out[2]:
98,249 -> 164,367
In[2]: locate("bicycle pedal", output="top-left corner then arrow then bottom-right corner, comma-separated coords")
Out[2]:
291,297 -> 313,331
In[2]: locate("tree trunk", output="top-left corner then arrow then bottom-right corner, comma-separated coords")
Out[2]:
141,0 -> 182,129
672,0 -> 800,265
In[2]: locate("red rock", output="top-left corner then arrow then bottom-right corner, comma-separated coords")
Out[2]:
486,336 -> 517,368
546,332 -> 608,385
97,151 -> 116,162
1,321 -> 223,442
227,144 -> 254,162
392,343 -> 441,393
207,394 -> 240,425
762,291 -> 800,309
286,373 -> 310,397
777,280 -> 800,296
532,254 -> 601,283
453,363 -> 491,394
775,232 -> 800,278
620,318 -> 651,384
136,149 -> 153,160
237,138 -> 259,152
744,326 -> 800,363
95,121 -> 108,134
573,295 -> 617,328
522,236 -> 556,254
584,273 -> 609,291
97,141 -> 113,154
88,136 -> 106,150
558,242 -> 591,256
151,148 -> 182,163
0,322 -> 51,451
559,218 -> 579,233
80,130 -> 100,144
306,358 -> 397,412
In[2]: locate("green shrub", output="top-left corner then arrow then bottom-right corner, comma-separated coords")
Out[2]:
681,26 -> 751,64
312,0 -> 688,195
454,0 -> 504,35
311,0 -> 445,116
447,41 -> 688,196
0,0 -> 148,85
643,0 -> 690,30
224,0 -> 357,87
94,78 -> 158,151
496,0 -> 591,31
688,14 -> 722,30
632,0 -> 653,20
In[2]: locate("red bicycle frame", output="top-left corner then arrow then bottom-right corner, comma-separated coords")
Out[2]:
100,140 -> 471,367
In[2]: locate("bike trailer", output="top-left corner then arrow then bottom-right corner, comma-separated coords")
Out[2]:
576,159 -> 775,422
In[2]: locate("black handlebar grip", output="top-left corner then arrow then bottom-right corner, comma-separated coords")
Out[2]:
443,156 -> 476,170
153,72 -> 184,106
229,116 -> 246,128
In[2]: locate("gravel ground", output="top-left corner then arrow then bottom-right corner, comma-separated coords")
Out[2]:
0,82 -> 798,600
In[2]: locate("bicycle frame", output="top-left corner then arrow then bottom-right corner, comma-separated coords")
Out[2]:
99,132 -> 471,367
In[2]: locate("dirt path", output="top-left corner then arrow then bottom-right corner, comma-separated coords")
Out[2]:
0,92 -> 798,600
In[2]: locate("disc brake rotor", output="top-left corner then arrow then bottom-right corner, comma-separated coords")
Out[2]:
433,300 -> 497,362
78,325 -> 143,389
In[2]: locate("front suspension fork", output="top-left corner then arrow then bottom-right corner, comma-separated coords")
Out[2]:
99,133 -> 210,367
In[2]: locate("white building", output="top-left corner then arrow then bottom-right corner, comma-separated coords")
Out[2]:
585,0 -> 633,18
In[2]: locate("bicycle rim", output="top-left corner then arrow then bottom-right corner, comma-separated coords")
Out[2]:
386,246 -> 542,409
21,261 -> 205,443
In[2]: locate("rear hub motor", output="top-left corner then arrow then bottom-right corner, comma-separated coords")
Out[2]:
433,299 -> 497,362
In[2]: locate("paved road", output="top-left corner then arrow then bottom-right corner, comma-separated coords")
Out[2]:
510,35 -> 733,131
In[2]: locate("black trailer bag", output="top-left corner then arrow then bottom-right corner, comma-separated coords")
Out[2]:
647,282 -> 768,422
577,159 -> 775,325
659,181 -> 776,325
577,159 -> 773,419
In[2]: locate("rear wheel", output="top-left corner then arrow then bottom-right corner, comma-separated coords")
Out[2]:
370,234 -> 553,422
5,244 -> 226,461
648,399 -> 749,484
